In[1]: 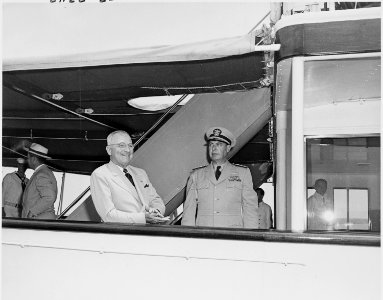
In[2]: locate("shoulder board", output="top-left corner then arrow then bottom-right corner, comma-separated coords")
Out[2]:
192,165 -> 207,171
233,163 -> 248,169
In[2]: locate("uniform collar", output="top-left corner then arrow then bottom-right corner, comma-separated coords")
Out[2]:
15,171 -> 26,179
211,160 -> 228,171
208,161 -> 233,184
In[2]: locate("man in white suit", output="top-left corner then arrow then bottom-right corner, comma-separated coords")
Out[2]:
90,130 -> 165,224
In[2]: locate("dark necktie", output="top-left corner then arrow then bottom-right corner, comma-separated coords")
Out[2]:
16,173 -> 26,191
123,168 -> 135,187
21,178 -> 26,191
215,166 -> 221,180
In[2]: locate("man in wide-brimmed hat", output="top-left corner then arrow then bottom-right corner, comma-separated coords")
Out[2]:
22,143 -> 58,219
2,158 -> 29,218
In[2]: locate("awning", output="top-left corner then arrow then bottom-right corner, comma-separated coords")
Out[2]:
4,33 -> 259,71
2,36 -> 270,174
2,3 -> 274,174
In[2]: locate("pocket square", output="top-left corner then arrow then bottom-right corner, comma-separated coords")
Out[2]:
144,184 -> 149,188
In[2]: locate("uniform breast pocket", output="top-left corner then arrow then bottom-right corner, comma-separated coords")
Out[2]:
195,181 -> 210,206
196,181 -> 209,192
226,180 -> 242,190
226,180 -> 243,199
196,181 -> 209,190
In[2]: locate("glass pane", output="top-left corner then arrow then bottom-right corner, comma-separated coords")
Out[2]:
307,188 -> 315,198
334,189 -> 348,230
349,189 -> 369,230
306,136 -> 380,232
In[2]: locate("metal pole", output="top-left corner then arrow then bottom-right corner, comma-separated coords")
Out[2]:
57,172 -> 66,215
276,110 -> 287,230
291,57 -> 305,232
7,84 -> 117,130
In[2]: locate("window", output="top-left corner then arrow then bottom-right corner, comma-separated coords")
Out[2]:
334,188 -> 369,230
306,136 -> 380,232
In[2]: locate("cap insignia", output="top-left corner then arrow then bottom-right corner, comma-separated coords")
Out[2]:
213,129 -> 221,136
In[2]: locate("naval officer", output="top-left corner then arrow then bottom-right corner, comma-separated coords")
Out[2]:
182,127 -> 259,228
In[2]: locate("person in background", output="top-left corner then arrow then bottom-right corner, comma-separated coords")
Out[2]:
22,143 -> 58,219
90,130 -> 166,224
307,178 -> 333,230
255,187 -> 272,229
182,127 -> 259,228
2,158 -> 29,218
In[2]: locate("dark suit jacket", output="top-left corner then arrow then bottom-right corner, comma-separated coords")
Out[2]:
22,165 -> 58,219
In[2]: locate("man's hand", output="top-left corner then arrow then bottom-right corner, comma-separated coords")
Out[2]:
145,207 -> 169,224
145,211 -> 162,224
148,207 -> 164,218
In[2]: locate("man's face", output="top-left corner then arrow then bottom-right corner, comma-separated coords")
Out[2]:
17,163 -> 27,174
27,154 -> 35,170
315,180 -> 327,195
208,140 -> 230,164
106,133 -> 134,168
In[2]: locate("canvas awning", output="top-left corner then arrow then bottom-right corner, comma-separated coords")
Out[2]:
4,33 -> 260,71
2,32 -> 271,173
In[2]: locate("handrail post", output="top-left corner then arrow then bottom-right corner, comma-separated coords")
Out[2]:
57,172 -> 66,215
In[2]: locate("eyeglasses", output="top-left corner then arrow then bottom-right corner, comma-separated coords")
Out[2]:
108,143 -> 134,149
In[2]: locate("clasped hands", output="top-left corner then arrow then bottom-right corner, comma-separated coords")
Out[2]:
145,207 -> 167,224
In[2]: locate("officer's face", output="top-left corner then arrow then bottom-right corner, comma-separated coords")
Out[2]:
106,133 -> 134,168
208,140 -> 231,163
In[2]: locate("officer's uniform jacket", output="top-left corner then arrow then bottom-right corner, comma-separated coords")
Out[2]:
182,162 -> 259,228
2,172 -> 28,218
22,165 -> 57,219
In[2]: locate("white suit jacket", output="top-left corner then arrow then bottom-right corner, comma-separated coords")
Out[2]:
90,161 -> 165,224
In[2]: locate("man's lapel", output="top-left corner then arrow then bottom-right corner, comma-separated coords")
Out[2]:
24,172 -> 34,191
107,162 -> 140,200
127,166 -> 148,208
22,167 -> 41,203
206,163 -> 216,185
